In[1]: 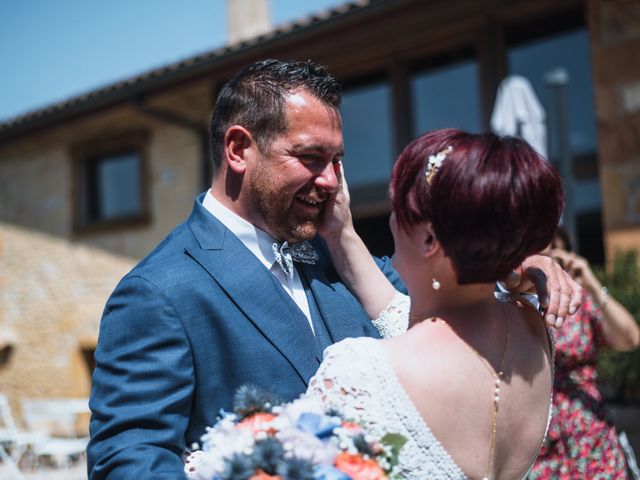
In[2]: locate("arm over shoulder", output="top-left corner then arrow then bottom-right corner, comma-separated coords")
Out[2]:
88,275 -> 194,479
375,255 -> 406,293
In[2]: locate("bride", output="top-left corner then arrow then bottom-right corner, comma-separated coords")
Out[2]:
310,129 -> 563,479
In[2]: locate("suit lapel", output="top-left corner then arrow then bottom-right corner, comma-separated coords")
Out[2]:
185,198 -> 321,385
300,261 -> 381,344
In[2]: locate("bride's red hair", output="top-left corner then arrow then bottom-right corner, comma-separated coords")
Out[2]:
389,128 -> 563,284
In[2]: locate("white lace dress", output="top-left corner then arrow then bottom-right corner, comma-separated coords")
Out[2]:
306,291 -> 551,479
308,336 -> 468,479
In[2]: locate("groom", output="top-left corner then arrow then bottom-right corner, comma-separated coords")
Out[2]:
87,59 -> 577,479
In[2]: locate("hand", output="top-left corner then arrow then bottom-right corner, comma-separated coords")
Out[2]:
318,162 -> 355,241
502,254 -> 582,328
550,249 -> 601,296
549,250 -> 639,351
316,162 -> 397,318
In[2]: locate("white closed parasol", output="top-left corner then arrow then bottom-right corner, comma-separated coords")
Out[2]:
490,75 -> 547,158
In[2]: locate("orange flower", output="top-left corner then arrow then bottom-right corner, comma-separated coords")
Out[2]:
335,452 -> 387,480
237,413 -> 277,434
250,470 -> 282,480
341,421 -> 363,432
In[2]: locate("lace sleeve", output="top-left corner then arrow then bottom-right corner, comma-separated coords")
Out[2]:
307,339 -> 380,427
372,290 -> 410,338
308,338 -> 469,479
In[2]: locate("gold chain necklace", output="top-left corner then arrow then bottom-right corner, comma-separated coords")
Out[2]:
412,308 -> 509,480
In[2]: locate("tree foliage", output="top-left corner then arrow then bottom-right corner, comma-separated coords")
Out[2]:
597,250 -> 640,404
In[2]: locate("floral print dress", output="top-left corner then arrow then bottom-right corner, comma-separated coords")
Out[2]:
528,292 -> 628,479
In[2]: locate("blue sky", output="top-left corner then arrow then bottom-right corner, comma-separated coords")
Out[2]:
0,0 -> 347,121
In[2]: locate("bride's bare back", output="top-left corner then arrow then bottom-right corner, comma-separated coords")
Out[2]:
384,301 -> 553,480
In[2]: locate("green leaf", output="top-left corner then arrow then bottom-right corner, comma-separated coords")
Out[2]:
380,432 -> 407,465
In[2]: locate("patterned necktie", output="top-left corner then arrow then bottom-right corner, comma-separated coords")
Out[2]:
272,241 -> 319,278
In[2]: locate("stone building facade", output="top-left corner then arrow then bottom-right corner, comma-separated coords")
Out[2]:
3,0 -> 637,262
587,0 -> 640,259
0,0 -> 638,407
0,222 -> 134,425
0,83 -> 210,260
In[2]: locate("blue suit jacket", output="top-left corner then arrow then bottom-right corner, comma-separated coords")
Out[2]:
87,194 -> 403,479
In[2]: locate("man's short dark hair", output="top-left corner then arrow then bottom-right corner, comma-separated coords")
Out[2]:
209,59 -> 342,172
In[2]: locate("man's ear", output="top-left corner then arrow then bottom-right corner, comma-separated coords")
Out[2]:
224,125 -> 254,174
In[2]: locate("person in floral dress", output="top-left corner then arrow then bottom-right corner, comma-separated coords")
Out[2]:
529,228 -> 640,479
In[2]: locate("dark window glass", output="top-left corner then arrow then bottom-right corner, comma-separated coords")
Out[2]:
411,59 -> 482,136
508,29 -> 598,159
340,82 -> 394,188
576,211 -> 605,267
508,27 -> 602,257
353,213 -> 394,258
81,151 -> 142,225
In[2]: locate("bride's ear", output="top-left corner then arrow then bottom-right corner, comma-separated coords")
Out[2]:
421,222 -> 441,258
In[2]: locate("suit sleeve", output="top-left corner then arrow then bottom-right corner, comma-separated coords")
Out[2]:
88,275 -> 193,479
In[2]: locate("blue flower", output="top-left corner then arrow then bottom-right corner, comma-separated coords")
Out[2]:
220,453 -> 255,480
252,437 -> 285,474
218,408 -> 234,419
276,457 -> 316,480
297,413 -> 341,439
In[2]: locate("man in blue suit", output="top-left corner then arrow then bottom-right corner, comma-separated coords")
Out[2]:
87,59 -> 401,479
88,59 -> 578,479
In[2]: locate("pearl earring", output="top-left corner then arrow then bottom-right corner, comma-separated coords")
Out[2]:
432,278 -> 441,290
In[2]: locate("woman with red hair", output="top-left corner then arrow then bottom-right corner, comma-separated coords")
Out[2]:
309,129 -> 565,479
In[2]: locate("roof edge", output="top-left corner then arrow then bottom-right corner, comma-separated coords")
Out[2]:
0,0 -> 395,143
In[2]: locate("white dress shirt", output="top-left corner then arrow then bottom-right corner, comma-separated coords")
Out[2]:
202,190 -> 314,332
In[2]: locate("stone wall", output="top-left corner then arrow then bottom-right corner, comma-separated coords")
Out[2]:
0,223 -> 135,430
0,78 -> 211,429
587,0 -> 640,260
0,78 -> 212,260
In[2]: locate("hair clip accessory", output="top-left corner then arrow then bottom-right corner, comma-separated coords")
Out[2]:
425,145 -> 453,184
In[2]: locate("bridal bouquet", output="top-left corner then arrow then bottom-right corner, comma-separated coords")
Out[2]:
184,386 -> 405,480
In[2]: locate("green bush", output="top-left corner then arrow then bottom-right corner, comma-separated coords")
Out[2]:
597,250 -> 640,404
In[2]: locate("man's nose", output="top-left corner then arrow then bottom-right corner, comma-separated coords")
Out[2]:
314,162 -> 339,192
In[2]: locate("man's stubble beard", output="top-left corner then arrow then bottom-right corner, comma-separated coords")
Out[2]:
249,162 -> 320,243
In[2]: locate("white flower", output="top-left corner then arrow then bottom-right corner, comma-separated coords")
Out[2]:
279,395 -> 326,423
187,420 -> 256,479
277,427 -> 338,465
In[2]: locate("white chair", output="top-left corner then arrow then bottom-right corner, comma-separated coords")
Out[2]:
0,393 -> 48,478
20,397 -> 90,468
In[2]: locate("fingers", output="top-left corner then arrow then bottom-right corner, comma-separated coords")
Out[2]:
551,249 -> 589,289
522,255 -> 581,328
568,275 -> 582,317
544,259 -> 581,328
551,249 -> 570,270
524,265 -> 549,311
502,270 -> 522,290
332,161 -> 351,203
333,160 -> 343,184
318,161 -> 355,240
523,265 -> 559,326
544,260 -> 567,328
570,256 -> 590,280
